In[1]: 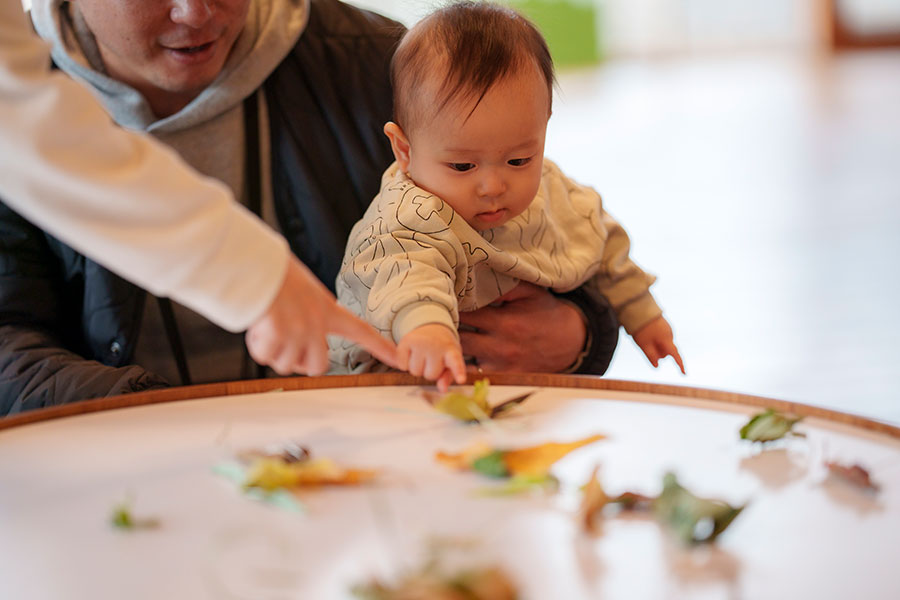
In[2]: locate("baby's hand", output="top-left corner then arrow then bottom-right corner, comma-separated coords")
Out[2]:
398,324 -> 467,392
632,316 -> 686,374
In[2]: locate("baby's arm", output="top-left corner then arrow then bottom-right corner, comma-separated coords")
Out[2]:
582,181 -> 683,373
398,323 -> 467,392
632,316 -> 685,374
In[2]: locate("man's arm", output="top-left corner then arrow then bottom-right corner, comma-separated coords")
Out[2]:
0,2 -> 397,376
0,1 -> 286,332
0,199 -> 170,414
0,326 -> 168,415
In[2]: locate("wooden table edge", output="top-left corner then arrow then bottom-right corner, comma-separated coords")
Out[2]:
2,373 -> 897,438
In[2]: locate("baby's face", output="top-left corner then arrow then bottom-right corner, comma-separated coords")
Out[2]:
405,63 -> 550,231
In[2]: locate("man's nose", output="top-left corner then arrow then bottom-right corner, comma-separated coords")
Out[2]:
170,0 -> 214,28
477,170 -> 506,198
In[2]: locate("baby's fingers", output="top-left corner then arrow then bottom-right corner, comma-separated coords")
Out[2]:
668,345 -> 686,374
436,369 -> 454,393
642,344 -> 661,368
445,349 -> 467,385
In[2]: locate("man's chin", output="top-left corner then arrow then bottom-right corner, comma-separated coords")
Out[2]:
157,72 -> 220,98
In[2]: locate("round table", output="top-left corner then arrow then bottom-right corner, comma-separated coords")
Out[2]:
1,374 -> 897,599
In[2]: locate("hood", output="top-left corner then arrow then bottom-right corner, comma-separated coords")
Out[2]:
31,0 -> 309,133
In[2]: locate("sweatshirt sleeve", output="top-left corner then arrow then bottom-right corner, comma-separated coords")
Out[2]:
592,206 -> 663,335
337,180 -> 469,343
340,227 -> 463,343
0,2 -> 289,332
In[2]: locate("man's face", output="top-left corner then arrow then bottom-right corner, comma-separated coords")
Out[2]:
75,0 -> 251,115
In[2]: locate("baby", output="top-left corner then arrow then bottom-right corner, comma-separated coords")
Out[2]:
329,1 -> 683,389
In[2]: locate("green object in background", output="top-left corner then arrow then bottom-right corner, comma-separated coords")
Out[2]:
509,0 -> 602,67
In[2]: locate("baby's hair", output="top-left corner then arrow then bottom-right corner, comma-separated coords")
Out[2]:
391,1 -> 555,133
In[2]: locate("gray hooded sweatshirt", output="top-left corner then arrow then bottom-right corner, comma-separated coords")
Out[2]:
31,0 -> 309,385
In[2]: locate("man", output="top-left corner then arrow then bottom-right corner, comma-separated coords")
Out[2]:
0,0 -> 397,382
0,0 -> 618,414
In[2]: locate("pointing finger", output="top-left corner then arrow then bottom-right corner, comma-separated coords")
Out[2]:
327,304 -> 399,369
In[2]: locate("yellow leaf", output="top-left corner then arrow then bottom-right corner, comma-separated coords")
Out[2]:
435,435 -> 604,478
503,434 -> 605,477
244,457 -> 301,491
433,379 -> 491,421
244,457 -> 376,491
435,441 -> 494,471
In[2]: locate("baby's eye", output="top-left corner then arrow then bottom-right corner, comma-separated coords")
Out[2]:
449,163 -> 475,172
508,157 -> 532,167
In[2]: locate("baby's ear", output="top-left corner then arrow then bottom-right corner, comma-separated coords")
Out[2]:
384,122 -> 411,172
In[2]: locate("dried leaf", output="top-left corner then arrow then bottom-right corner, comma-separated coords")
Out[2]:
579,466 -> 611,533
488,392 -> 535,418
352,566 -> 516,600
740,408 -> 805,442
436,434 -> 604,479
243,457 -> 376,492
825,460 -> 880,492
236,441 -> 311,464
429,379 -> 535,422
609,491 -> 655,511
579,467 -> 656,533
654,472 -> 744,544
503,434 -> 605,477
433,379 -> 492,421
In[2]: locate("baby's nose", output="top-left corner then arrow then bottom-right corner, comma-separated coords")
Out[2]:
477,171 -> 506,198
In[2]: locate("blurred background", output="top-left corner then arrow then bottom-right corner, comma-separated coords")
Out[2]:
351,0 -> 900,424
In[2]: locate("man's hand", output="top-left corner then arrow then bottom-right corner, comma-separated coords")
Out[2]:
632,316 -> 685,374
397,323 -> 466,392
458,282 -> 586,372
245,257 -> 398,376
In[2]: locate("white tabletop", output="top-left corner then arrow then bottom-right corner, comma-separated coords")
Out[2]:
1,378 -> 897,599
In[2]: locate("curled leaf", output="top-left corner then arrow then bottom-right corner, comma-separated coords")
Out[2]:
429,379 -> 534,422
488,391 -> 535,418
579,467 -> 656,533
579,466 -> 611,534
433,378 -> 491,421
740,408 -> 805,442
654,472 -> 744,544
610,491 -> 655,511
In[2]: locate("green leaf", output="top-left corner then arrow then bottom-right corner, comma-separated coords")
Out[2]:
110,501 -> 159,530
740,408 -> 804,442
654,472 -> 744,544
110,505 -> 133,529
434,379 -> 492,422
471,450 -> 509,478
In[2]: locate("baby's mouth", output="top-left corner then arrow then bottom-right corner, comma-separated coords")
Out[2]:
477,208 -> 507,222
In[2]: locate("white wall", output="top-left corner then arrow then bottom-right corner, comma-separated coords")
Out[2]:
349,0 -> 824,57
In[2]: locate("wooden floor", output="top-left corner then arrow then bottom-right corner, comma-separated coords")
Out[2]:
546,49 -> 900,425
